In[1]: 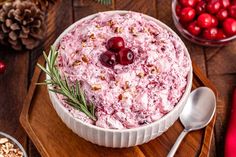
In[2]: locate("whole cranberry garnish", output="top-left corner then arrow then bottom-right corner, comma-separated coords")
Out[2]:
0,60 -> 6,74
228,5 -> 236,19
219,0 -> 230,8
187,21 -> 201,36
100,51 -> 117,67
195,1 -> 207,14
197,13 -> 213,28
203,27 -> 218,40
176,4 -> 182,17
117,48 -> 134,65
180,0 -> 197,7
211,16 -> 218,27
106,37 -> 125,52
216,29 -> 226,39
207,0 -> 221,14
216,9 -> 228,21
180,7 -> 196,22
223,18 -> 236,36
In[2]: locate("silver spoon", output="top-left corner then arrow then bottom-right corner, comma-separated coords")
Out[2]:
167,87 -> 216,157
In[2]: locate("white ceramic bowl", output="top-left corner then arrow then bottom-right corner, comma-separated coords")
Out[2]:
47,10 -> 193,148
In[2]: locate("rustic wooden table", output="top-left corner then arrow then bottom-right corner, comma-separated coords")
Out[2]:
0,0 -> 235,156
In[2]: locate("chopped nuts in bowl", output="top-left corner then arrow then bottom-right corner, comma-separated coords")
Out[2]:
0,132 -> 27,157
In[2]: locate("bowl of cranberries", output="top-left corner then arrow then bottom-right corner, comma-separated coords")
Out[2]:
172,0 -> 236,46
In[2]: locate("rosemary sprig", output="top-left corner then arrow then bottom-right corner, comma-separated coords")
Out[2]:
96,0 -> 112,5
37,47 -> 96,121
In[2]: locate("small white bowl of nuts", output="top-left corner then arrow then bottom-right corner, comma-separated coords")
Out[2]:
0,132 -> 27,157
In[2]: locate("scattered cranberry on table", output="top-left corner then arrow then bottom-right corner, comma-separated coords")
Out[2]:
176,0 -> 236,40
0,60 -> 6,74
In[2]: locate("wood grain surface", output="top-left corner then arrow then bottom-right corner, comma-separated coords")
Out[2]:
0,0 -> 235,156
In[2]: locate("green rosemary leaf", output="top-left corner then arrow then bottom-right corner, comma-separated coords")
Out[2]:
37,63 -> 52,77
43,51 -> 50,69
79,86 -> 87,110
97,0 -> 112,5
49,88 -> 65,95
37,47 -> 97,121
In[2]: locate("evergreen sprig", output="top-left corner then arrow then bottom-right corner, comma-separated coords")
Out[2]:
97,0 -> 112,5
37,47 -> 96,121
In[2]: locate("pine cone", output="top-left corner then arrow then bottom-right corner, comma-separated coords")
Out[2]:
0,0 -> 46,50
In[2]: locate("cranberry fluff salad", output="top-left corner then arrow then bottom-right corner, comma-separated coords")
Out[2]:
56,12 -> 191,129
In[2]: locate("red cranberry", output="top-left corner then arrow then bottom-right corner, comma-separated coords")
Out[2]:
176,4 -> 182,17
223,18 -> 236,36
216,9 -> 228,20
203,27 -> 218,39
187,21 -> 201,35
100,51 -> 117,67
197,13 -> 213,28
179,0 -> 197,7
228,5 -> 236,19
207,0 -> 221,14
216,29 -> 226,39
180,7 -> 196,22
219,0 -> 230,8
195,1 -> 207,14
0,60 -> 6,74
211,16 -> 218,27
106,37 -> 125,52
117,48 -> 134,65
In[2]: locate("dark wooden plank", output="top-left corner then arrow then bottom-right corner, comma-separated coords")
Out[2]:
0,49 -> 29,148
207,46 -> 236,75
115,0 -> 157,17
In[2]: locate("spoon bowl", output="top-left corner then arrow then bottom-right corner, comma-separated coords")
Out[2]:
180,87 -> 216,131
167,87 -> 216,157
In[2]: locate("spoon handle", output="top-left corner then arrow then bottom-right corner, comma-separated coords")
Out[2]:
167,129 -> 188,157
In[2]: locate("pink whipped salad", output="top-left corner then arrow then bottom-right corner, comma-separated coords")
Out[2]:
56,12 -> 191,129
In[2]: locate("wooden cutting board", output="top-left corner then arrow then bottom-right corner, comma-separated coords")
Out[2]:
20,57 -> 217,157
19,1 -> 219,156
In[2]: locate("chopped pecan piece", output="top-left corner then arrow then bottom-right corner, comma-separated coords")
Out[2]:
91,84 -> 101,91
82,55 -> 89,63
